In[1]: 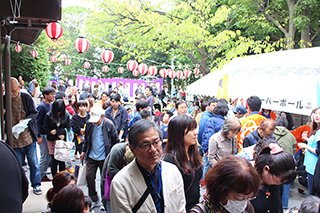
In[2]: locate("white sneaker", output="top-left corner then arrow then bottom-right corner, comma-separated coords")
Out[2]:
33,186 -> 42,195
91,200 -> 101,209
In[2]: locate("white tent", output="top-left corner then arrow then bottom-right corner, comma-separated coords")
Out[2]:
187,47 -> 320,116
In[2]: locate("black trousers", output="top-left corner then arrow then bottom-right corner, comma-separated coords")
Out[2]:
50,155 -> 65,178
86,157 -> 104,202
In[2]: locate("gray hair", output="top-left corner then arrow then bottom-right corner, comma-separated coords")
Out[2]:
221,117 -> 241,138
83,84 -> 90,92
275,116 -> 288,128
299,196 -> 320,213
129,119 -> 163,147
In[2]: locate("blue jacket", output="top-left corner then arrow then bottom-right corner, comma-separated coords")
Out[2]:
105,105 -> 128,140
201,114 -> 225,153
243,129 -> 276,148
198,110 -> 214,144
128,111 -> 141,127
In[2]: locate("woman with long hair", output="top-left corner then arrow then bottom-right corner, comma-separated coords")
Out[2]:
190,155 -> 260,213
44,99 -> 70,178
298,107 -> 320,195
68,93 -> 78,113
251,141 -> 297,213
163,115 -> 203,211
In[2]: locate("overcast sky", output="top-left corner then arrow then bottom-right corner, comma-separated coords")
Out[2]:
62,0 -> 93,7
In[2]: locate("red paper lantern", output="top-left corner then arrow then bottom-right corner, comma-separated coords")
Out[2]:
15,45 -> 22,53
101,49 -> 114,63
148,66 -> 158,76
193,68 -> 200,76
31,50 -> 38,58
46,22 -> 63,41
168,70 -> 176,78
50,56 -> 57,62
84,62 -> 90,69
75,36 -> 89,53
176,70 -> 183,79
138,63 -> 148,75
132,70 -> 139,77
103,65 -> 109,73
118,67 -> 124,74
183,69 -> 191,78
65,59 -> 71,66
127,60 -> 138,71
159,69 -> 168,78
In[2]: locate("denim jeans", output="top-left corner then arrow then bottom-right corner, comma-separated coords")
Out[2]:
307,172 -> 314,196
14,142 -> 41,188
39,134 -> 51,178
282,183 -> 291,208
201,155 -> 210,180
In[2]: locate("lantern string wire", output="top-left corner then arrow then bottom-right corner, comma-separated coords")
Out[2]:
2,36 -> 200,70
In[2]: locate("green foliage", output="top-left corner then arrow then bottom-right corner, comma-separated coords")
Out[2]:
84,0 -> 269,75
3,31 -> 51,89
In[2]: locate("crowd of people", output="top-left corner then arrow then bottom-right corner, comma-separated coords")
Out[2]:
2,76 -> 320,213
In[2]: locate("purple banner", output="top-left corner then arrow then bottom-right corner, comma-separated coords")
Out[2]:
76,76 -> 163,98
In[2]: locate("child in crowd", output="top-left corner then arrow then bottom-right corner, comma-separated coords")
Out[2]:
141,108 -> 151,120
84,195 -> 93,213
71,100 -> 90,157
65,97 -> 75,116
161,111 -> 173,152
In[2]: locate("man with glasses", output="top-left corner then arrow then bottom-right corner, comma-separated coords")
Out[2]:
110,119 -> 186,212
243,119 -> 276,148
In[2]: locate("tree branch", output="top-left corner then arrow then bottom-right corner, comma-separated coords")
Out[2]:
295,0 -> 304,8
311,28 -> 320,41
259,4 -> 288,36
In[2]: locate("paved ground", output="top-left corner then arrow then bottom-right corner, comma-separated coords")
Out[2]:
22,145 -> 308,212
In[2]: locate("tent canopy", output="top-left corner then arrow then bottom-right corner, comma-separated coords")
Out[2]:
188,47 -> 320,116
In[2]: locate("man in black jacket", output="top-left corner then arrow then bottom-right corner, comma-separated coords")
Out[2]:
80,104 -> 119,208
0,141 -> 29,212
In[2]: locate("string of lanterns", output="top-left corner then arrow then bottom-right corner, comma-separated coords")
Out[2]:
13,21 -> 203,79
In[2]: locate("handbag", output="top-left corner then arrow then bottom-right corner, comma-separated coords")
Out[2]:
104,171 -> 113,200
76,162 -> 87,186
54,129 -> 76,162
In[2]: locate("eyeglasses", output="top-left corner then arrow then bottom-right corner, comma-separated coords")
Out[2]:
136,140 -> 162,151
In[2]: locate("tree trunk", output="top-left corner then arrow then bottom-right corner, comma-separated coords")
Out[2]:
301,7 -> 311,48
287,0 -> 296,49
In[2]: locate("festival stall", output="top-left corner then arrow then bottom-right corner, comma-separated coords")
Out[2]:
188,47 -> 320,116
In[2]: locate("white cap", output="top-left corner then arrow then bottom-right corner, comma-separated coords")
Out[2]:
89,104 -> 104,123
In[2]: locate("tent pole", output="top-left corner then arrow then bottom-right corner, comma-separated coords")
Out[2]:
4,26 -> 13,147
0,21 -> 4,141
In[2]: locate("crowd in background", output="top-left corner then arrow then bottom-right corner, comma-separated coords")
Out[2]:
2,76 -> 320,213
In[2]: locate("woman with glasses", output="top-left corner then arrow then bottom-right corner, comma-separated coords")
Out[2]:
190,155 -> 260,213
162,115 -> 203,211
251,141 -> 296,213
298,107 -> 320,195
